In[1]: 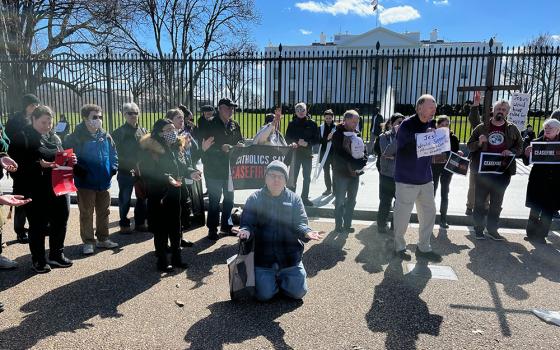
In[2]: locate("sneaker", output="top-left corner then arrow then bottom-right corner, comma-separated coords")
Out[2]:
465,208 -> 473,216
47,254 -> 73,268
475,231 -> 486,240
96,239 -> 119,249
82,244 -> 95,255
395,249 -> 412,261
334,226 -> 344,233
134,224 -> 149,232
119,226 -> 132,234
487,231 -> 505,241
302,198 -> 314,207
322,190 -> 332,196
415,249 -> 443,263
0,255 -> 18,270
343,227 -> 355,233
32,261 -> 51,274
439,220 -> 449,229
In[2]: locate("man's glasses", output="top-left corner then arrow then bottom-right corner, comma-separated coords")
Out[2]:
91,115 -> 102,120
126,111 -> 139,116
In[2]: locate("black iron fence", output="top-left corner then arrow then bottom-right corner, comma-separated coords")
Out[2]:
1,43 -> 559,142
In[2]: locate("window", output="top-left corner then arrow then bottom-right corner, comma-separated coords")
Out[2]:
274,66 -> 279,80
307,90 -> 313,103
442,64 -> 449,79
290,65 -> 296,80
460,65 -> 468,79
439,90 -> 448,104
289,90 -> 296,105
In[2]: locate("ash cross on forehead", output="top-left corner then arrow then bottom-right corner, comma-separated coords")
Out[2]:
457,38 -> 522,124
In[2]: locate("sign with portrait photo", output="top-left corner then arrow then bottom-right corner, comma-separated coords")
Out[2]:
444,152 -> 470,176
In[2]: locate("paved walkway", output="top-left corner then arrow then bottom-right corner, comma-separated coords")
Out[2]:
1,209 -> 559,349
0,156 -> 532,219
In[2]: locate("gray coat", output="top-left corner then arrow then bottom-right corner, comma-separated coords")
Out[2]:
377,130 -> 398,178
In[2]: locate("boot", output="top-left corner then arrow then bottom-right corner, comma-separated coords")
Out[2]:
171,250 -> 188,269
157,254 -> 173,272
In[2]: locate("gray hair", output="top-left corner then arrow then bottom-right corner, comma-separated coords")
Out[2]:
492,99 -> 510,111
543,118 -> 560,130
550,109 -> 560,120
123,102 -> 139,113
343,109 -> 359,119
415,94 -> 436,108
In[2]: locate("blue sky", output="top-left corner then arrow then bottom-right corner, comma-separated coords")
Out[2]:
253,0 -> 560,48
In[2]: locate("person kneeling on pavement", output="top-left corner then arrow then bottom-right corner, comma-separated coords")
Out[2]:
237,161 -> 323,301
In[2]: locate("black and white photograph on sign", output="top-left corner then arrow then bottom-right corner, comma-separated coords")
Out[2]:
444,152 -> 470,176
529,142 -> 560,164
229,145 -> 292,190
478,152 -> 516,174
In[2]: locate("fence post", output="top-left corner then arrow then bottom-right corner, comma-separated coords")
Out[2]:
277,44 -> 283,108
104,46 -> 114,132
373,41 -> 380,111
188,45 -> 194,110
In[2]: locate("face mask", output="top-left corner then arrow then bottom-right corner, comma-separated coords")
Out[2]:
162,130 -> 178,145
89,118 -> 102,130
494,113 -> 504,121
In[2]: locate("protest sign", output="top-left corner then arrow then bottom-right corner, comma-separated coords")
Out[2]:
416,127 -> 450,158
51,148 -> 77,196
54,121 -> 67,133
529,142 -> 560,164
478,152 -> 515,174
509,92 -> 530,131
229,145 -> 292,190
444,152 -> 470,176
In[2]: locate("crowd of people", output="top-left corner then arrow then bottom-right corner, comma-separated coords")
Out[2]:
0,91 -> 558,306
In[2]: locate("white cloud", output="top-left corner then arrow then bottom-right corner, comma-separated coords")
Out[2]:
433,0 -> 449,5
300,29 -> 313,35
552,35 -> 560,42
295,0 -> 378,17
379,5 -> 420,25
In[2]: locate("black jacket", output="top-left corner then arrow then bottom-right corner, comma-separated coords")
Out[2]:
331,124 -> 368,177
111,122 -> 147,173
200,117 -> 244,180
522,136 -> 560,211
193,116 -> 212,144
286,116 -> 320,158
5,111 -> 29,142
8,125 -> 61,198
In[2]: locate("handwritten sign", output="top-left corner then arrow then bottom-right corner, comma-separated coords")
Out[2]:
478,152 -> 515,174
444,152 -> 470,176
416,127 -> 450,158
529,142 -> 560,164
509,92 -> 530,131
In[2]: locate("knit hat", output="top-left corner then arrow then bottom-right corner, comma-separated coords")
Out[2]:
22,94 -> 40,107
266,160 -> 289,181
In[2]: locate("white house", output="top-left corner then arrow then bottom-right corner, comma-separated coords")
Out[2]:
264,27 -> 502,109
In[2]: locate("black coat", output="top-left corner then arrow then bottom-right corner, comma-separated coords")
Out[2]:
285,117 -> 320,158
111,122 -> 147,173
522,136 -> 560,211
200,117 -> 244,180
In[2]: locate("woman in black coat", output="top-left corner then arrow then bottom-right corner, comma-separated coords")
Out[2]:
8,106 -> 76,273
431,115 -> 463,228
139,119 -> 201,271
522,118 -> 560,243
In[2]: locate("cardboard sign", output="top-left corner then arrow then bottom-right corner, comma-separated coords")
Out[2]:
229,145 -> 293,190
51,148 -> 77,196
416,127 -> 450,158
444,152 -> 470,176
478,152 -> 515,174
509,92 -> 530,131
529,142 -> 560,164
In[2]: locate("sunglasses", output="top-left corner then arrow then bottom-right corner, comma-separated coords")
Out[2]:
126,111 -> 139,116
91,115 -> 102,120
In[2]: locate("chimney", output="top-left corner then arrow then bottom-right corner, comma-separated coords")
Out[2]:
430,29 -> 438,42
320,32 -> 327,45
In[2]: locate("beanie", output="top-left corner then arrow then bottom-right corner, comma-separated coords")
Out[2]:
266,160 -> 289,181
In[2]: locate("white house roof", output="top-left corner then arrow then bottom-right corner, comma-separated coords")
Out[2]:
337,27 -> 420,48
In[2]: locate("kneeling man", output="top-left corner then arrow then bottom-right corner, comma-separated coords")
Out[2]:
238,160 -> 323,301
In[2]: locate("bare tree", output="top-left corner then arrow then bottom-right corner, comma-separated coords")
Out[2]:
503,34 -> 560,112
0,0 -> 116,111
109,0 -> 259,107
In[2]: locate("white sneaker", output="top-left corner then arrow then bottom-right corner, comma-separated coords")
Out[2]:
82,244 -> 95,255
96,239 -> 119,249
0,255 -> 18,269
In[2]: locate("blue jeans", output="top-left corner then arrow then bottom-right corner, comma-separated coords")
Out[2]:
206,177 -> 234,231
255,262 -> 308,301
334,175 -> 359,229
117,172 -> 147,228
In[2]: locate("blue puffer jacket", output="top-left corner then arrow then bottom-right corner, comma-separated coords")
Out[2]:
63,122 -> 118,191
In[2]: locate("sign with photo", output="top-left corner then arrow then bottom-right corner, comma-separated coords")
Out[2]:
444,152 -> 470,176
529,142 -> 560,164
478,152 -> 516,174
416,127 -> 450,158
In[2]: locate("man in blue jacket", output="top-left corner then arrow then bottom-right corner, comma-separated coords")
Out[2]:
64,104 -> 119,255
238,160 -> 323,302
